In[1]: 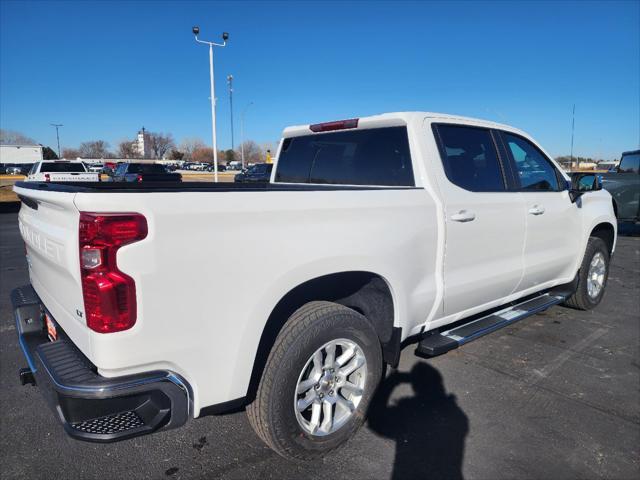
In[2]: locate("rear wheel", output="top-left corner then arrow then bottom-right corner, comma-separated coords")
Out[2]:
246,301 -> 383,460
563,237 -> 610,310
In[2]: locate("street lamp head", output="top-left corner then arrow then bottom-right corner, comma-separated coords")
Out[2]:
222,32 -> 229,41
192,26 -> 200,36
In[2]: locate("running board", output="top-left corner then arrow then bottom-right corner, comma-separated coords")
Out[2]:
416,293 -> 565,357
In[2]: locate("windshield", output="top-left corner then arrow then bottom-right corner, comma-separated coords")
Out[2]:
40,162 -> 86,173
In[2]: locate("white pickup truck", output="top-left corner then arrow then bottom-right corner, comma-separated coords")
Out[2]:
12,112 -> 616,459
26,160 -> 101,182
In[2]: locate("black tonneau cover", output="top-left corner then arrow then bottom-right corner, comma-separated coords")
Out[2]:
14,181 -> 419,193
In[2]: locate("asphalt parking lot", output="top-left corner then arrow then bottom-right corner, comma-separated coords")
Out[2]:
0,210 -> 638,480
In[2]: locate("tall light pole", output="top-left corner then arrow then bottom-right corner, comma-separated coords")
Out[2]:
227,74 -> 235,151
570,104 -> 576,170
240,102 -> 253,170
193,26 -> 228,182
50,123 -> 63,158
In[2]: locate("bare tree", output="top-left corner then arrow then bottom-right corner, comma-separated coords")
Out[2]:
61,148 -> 81,159
168,149 -> 184,161
179,137 -> 206,160
79,140 -> 111,159
117,139 -> 139,159
0,129 -> 36,145
146,132 -> 174,159
192,147 -> 214,163
239,140 -> 264,164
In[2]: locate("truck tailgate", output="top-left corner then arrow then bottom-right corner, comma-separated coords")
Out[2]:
14,184 -> 92,356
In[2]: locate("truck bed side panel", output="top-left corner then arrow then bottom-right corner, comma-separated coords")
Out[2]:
71,188 -> 438,414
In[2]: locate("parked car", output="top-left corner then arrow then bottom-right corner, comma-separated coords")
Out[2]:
5,163 -> 33,175
12,112 -> 615,460
600,149 -> 639,223
107,162 -> 182,182
205,163 -> 226,172
86,163 -> 104,173
25,161 -> 100,182
5,165 -> 23,175
234,163 -> 273,182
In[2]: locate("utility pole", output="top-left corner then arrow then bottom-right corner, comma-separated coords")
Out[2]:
193,26 -> 229,182
570,104 -> 576,170
50,123 -> 63,158
240,101 -> 254,169
227,74 -> 235,151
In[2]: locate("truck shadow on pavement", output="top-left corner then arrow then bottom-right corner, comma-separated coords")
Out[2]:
367,362 -> 469,480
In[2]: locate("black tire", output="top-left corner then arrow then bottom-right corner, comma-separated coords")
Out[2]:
563,237 -> 610,310
246,301 -> 383,460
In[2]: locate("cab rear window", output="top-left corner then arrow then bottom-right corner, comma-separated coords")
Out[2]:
40,163 -> 86,173
275,126 -> 414,186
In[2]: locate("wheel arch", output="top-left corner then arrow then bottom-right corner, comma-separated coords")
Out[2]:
245,271 -> 398,403
590,222 -> 616,255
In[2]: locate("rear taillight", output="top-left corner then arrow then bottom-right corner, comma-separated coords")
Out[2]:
44,173 -> 50,182
79,213 -> 148,333
136,174 -> 143,183
309,118 -> 359,132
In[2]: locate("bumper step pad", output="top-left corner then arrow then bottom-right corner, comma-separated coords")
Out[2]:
416,293 -> 565,357
72,411 -> 145,436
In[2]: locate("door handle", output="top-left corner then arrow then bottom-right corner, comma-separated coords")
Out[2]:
528,205 -> 545,215
450,210 -> 476,222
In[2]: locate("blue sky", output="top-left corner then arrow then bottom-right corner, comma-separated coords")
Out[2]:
1,0 -> 638,159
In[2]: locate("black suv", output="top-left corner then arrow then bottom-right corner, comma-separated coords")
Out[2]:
234,163 -> 273,183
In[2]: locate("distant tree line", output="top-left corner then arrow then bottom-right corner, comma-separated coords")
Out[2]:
169,137 -> 273,164
57,133 -> 274,164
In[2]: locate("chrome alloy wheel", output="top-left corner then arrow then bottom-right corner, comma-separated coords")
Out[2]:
587,251 -> 606,299
294,338 -> 367,436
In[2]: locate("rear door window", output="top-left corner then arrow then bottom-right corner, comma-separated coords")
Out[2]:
434,124 -> 505,191
275,126 -> 414,186
502,133 -> 560,191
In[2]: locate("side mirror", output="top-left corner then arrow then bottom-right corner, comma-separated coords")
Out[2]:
569,173 -> 602,202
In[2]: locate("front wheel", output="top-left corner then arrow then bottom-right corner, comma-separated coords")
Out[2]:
246,301 -> 383,460
563,237 -> 610,310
